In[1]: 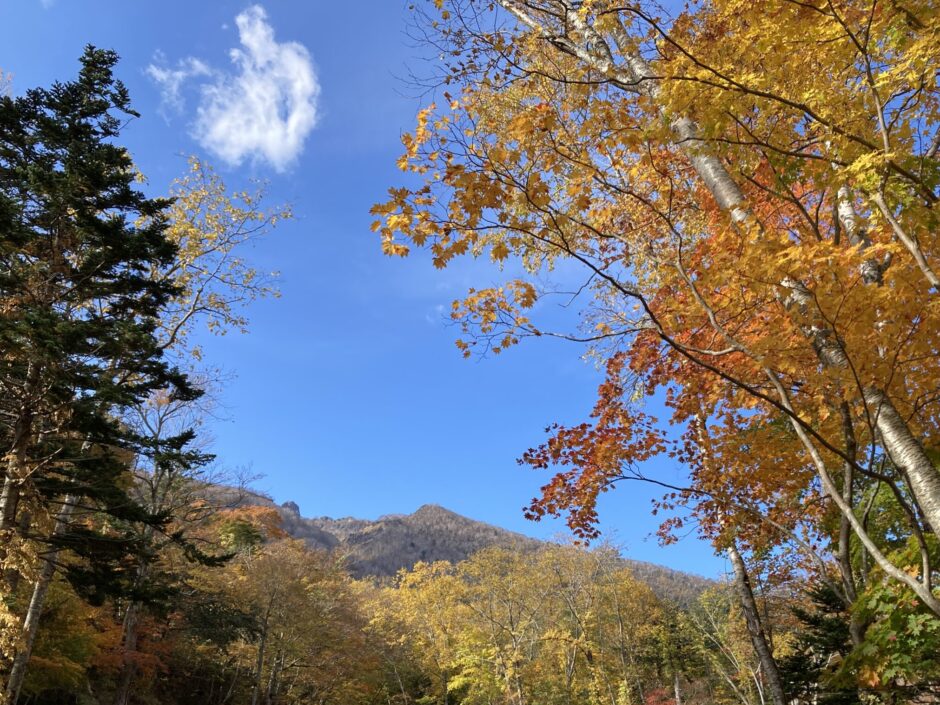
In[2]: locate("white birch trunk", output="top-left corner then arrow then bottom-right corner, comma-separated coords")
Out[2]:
3,496 -> 76,705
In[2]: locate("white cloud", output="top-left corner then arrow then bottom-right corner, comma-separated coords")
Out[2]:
147,54 -> 212,116
147,5 -> 319,172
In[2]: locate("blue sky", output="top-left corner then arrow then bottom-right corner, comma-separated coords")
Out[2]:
2,1 -> 725,577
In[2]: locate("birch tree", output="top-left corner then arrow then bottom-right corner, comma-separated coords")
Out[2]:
373,0 -> 940,688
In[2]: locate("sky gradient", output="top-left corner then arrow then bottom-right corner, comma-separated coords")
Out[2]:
2,0 -> 727,577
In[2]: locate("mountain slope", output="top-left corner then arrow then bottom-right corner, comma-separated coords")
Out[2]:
244,494 -> 713,604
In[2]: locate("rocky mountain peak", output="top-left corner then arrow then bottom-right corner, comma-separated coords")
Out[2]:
412,503 -> 456,517
281,500 -> 301,515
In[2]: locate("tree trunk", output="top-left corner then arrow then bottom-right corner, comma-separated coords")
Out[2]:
112,525 -> 155,705
112,601 -> 143,705
264,649 -> 282,705
0,362 -> 40,534
0,479 -> 20,533
250,604 -> 272,705
837,403 -> 858,607
863,387 -> 940,533
3,497 -> 76,705
726,543 -> 787,705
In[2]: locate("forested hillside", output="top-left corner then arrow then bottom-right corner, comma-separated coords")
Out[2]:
278,501 -> 541,574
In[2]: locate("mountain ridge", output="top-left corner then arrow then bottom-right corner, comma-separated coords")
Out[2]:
241,493 -> 714,605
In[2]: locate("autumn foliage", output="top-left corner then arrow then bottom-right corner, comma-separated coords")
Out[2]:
374,0 -> 940,697
2,2 -> 940,703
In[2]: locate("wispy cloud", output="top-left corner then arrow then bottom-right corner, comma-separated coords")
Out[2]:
147,5 -> 320,172
425,303 -> 447,325
147,54 -> 212,116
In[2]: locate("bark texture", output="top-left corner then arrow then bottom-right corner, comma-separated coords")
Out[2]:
726,544 -> 787,705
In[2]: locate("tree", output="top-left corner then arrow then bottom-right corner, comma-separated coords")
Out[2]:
109,156 -> 288,705
204,538 -> 379,705
17,577 -> 113,703
688,587 -> 766,705
154,156 -> 287,359
374,0 -> 940,690
377,560 -> 467,705
778,582 -> 858,705
373,0 -> 940,636
374,545 -> 710,705
0,46 -> 201,702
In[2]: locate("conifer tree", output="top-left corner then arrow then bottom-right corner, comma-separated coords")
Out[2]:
778,583 -> 857,705
0,46 -> 202,701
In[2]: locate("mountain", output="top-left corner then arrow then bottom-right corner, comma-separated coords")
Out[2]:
277,502 -> 541,575
242,493 -> 714,605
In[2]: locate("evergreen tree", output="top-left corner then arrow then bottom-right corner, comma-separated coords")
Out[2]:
778,582 -> 856,705
0,45 -> 203,692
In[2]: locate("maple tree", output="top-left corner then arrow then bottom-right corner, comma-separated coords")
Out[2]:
373,0 -> 940,694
